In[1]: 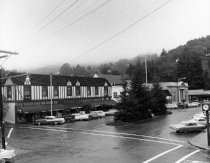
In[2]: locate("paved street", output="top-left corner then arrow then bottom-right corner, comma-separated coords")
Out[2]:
4,107 -> 210,163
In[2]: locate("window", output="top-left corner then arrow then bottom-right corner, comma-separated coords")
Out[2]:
76,86 -> 80,96
95,86 -> 98,96
24,85 -> 31,100
113,92 -> 118,98
67,86 -> 72,96
54,86 -> 59,97
87,86 -> 91,96
104,86 -> 108,96
7,86 -> 12,98
42,86 -> 48,97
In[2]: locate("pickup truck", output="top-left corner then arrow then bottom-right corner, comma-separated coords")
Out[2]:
35,116 -> 65,125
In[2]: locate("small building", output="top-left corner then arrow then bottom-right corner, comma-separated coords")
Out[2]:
147,82 -> 189,105
93,74 -> 124,102
2,73 -> 113,124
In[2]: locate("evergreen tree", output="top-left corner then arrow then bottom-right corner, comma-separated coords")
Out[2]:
150,83 -> 167,115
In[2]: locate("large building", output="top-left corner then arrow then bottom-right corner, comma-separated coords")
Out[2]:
2,73 -> 113,124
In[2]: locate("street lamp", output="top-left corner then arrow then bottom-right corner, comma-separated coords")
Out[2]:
0,50 -> 18,150
177,77 -> 186,105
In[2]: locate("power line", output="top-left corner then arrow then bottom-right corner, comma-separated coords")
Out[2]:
0,73 -> 28,80
71,0 -> 174,62
13,0 -> 67,47
30,0 -> 79,38
17,0 -> 79,48
23,0 -> 112,49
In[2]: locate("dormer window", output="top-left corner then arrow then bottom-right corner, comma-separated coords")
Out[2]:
7,86 -> 12,98
67,81 -> 72,96
104,82 -> 108,96
76,81 -> 80,96
24,75 -> 31,85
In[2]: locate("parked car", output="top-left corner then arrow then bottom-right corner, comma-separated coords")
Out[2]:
64,115 -> 75,123
71,113 -> 90,121
191,117 -> 207,126
166,103 -> 178,109
95,110 -> 105,118
170,120 -> 206,133
105,109 -> 118,116
35,116 -> 65,125
89,111 -> 100,119
188,102 -> 200,108
192,112 -> 206,119
0,149 -> 15,163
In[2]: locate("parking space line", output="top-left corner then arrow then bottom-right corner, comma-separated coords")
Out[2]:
7,128 -> 13,138
142,145 -> 183,163
174,150 -> 200,163
34,125 -> 186,144
20,126 -> 181,146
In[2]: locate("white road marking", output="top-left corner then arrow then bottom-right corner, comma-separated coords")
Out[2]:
20,126 -> 181,146
34,125 -> 186,144
7,128 -> 13,138
174,150 -> 200,163
142,145 -> 183,163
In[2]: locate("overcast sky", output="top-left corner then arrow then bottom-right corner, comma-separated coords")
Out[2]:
0,0 -> 210,71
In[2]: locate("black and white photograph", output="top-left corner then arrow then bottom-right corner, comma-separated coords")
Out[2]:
0,0 -> 210,162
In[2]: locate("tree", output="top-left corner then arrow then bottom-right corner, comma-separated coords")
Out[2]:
59,63 -> 73,76
150,83 -> 167,115
160,49 -> 167,57
176,47 -> 204,89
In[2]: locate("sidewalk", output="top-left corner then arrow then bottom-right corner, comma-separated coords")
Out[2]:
188,130 -> 210,151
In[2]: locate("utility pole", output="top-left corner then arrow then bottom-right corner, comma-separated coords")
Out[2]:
0,50 -> 18,149
50,73 -> 53,116
145,56 -> 147,84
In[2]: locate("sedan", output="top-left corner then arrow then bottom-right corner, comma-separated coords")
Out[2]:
72,113 -> 90,121
170,120 -> 206,133
35,116 -> 65,125
191,117 -> 207,126
105,109 -> 118,116
166,103 -> 178,109
188,102 -> 200,108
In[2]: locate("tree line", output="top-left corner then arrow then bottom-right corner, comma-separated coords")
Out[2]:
59,35 -> 210,90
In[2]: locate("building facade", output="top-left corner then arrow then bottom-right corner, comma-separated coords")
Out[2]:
93,74 -> 124,102
159,82 -> 189,104
147,82 -> 189,105
2,74 -> 113,124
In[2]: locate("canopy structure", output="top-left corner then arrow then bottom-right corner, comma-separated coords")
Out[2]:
17,104 -> 64,114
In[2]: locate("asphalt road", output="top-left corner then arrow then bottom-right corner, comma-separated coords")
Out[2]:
4,107 -> 210,163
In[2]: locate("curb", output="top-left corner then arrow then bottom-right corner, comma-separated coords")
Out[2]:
188,141 -> 210,151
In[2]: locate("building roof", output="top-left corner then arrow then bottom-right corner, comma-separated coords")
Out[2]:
4,73 -> 111,86
93,74 -> 123,85
161,90 -> 172,96
188,89 -> 210,96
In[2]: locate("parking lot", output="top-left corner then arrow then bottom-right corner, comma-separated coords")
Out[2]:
5,107 -> 210,163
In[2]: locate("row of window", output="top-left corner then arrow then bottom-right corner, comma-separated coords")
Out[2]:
6,85 -> 109,99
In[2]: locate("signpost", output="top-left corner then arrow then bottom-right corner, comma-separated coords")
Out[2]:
202,103 -> 210,146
